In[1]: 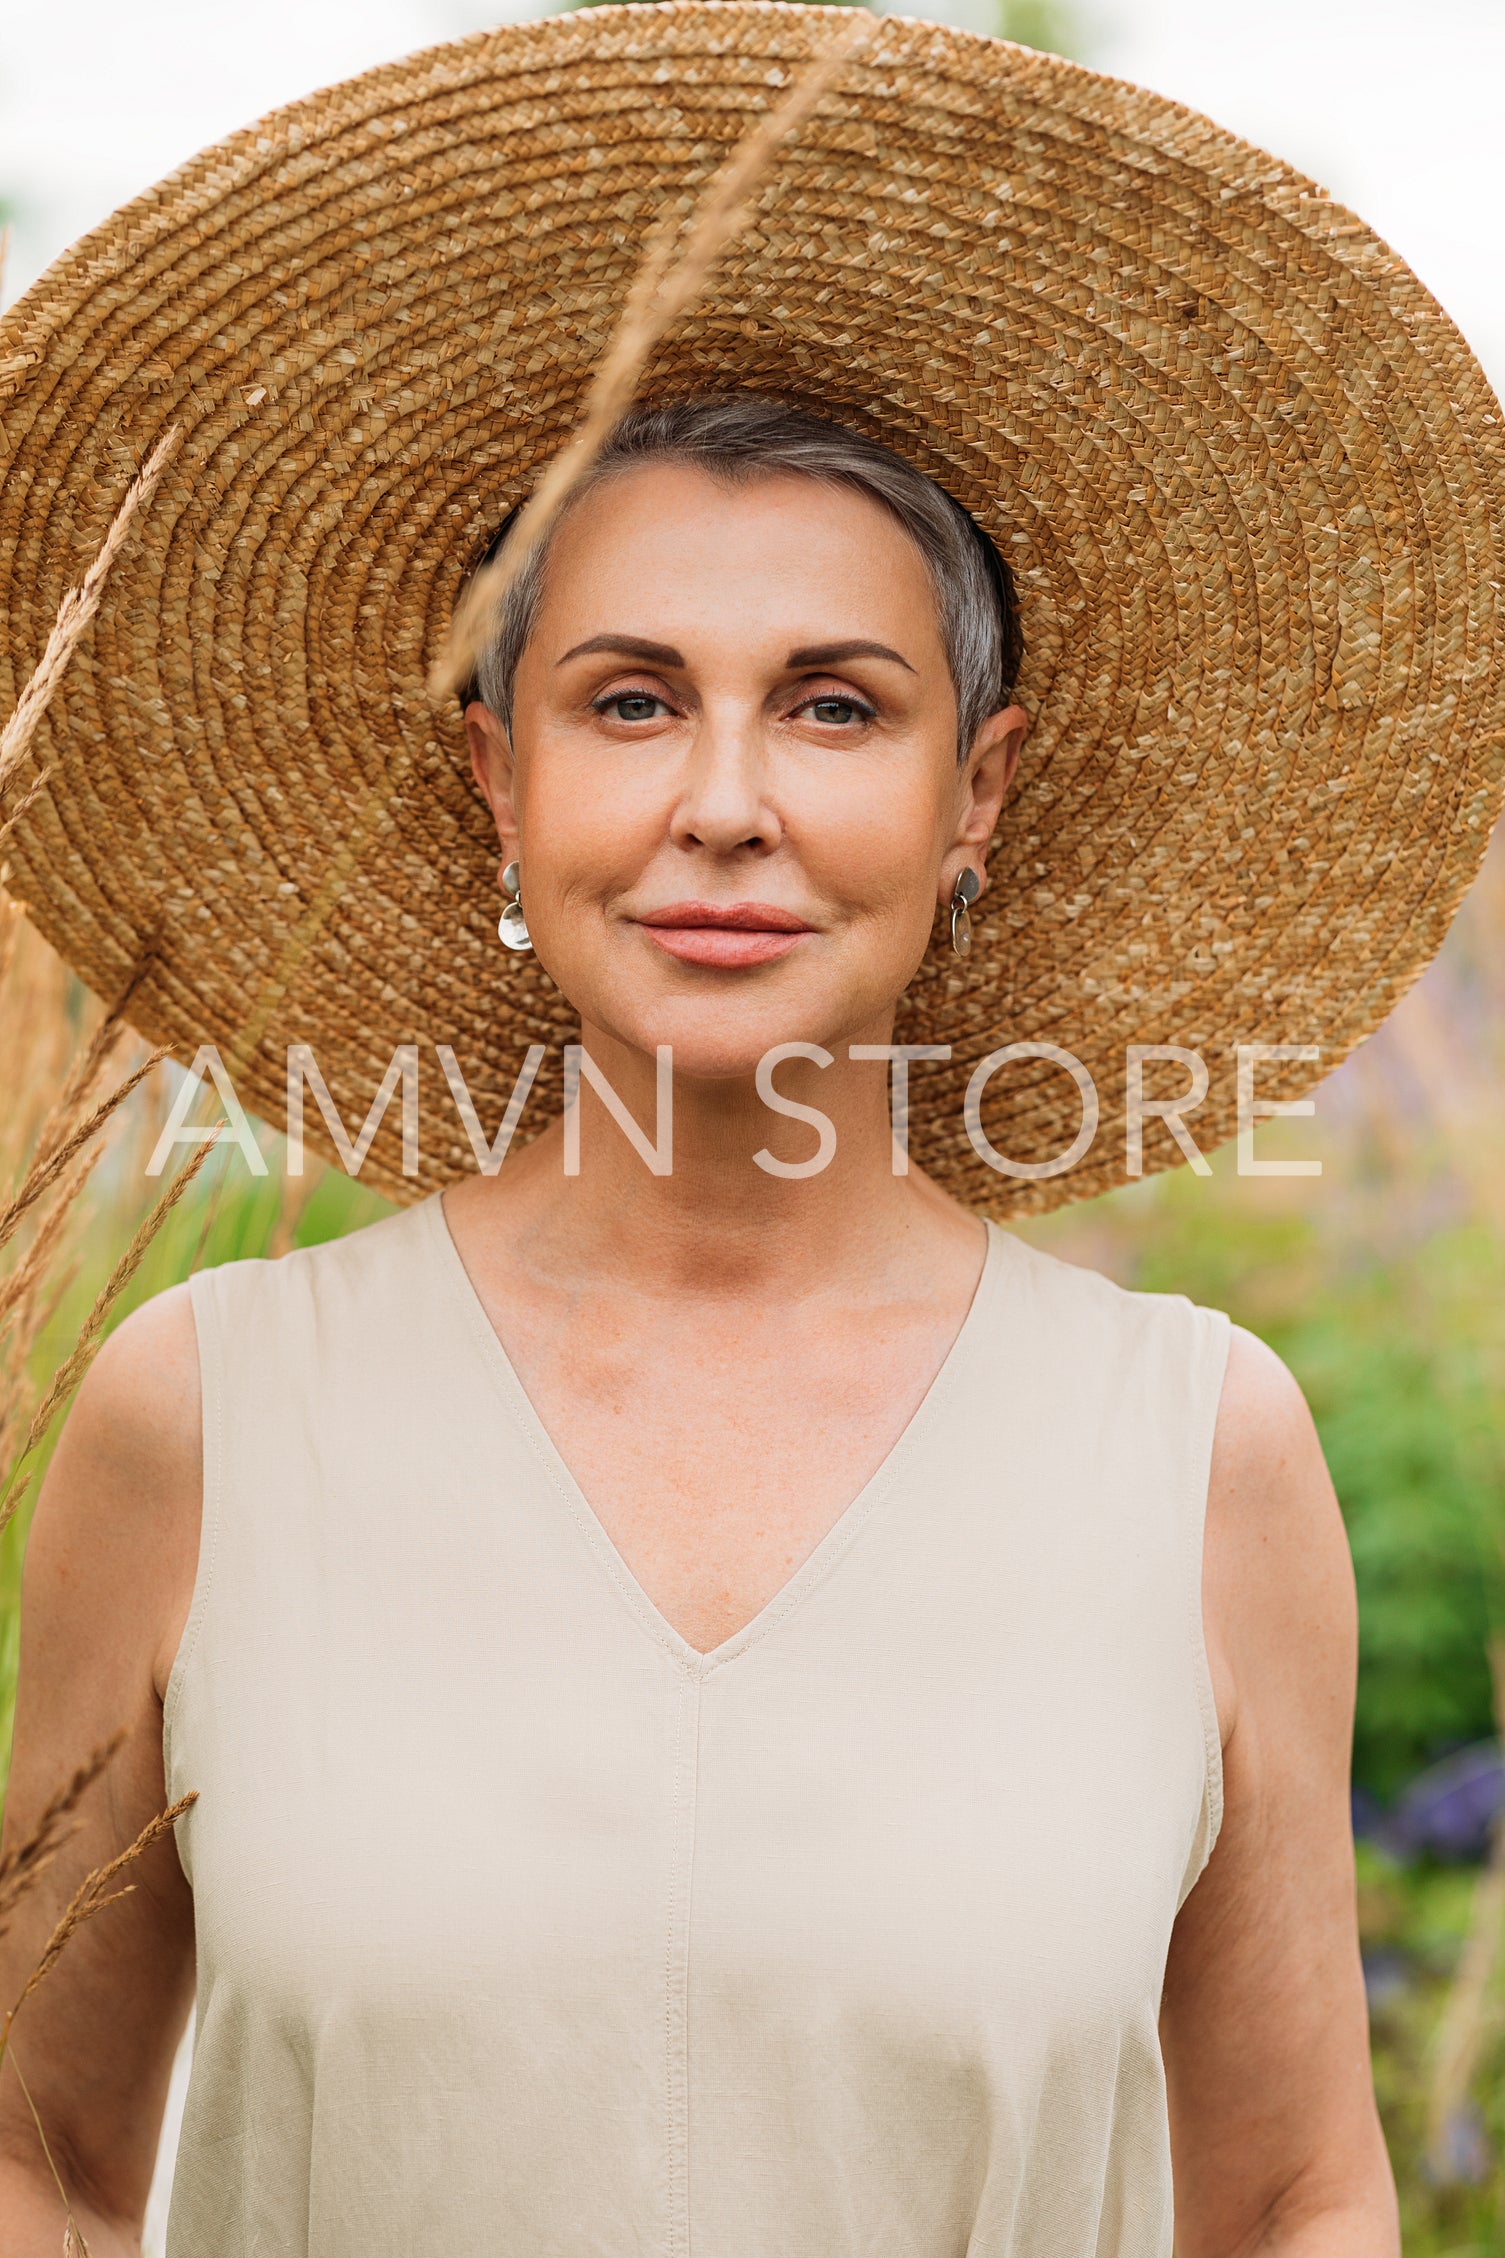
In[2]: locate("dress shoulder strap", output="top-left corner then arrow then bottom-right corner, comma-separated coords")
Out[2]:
984,1226 -> 1232,1898
166,1196 -> 464,1834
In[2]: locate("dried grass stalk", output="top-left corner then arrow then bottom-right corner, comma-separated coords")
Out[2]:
31,948 -> 158,1172
0,889 -> 22,997
0,1470 -> 35,1549
0,1737 -> 147,2254
0,1046 -> 167,1260
6,2045 -> 94,2257
0,428 -> 182,803
0,1150 -> 101,1345
1,1791 -> 196,2037
430,9 -> 873,699
0,1165 -> 94,1480
0,895 -> 76,1191
17,1125 -> 224,1462
0,1732 -> 125,1941
0,766 -> 55,855
0,909 -> 110,1485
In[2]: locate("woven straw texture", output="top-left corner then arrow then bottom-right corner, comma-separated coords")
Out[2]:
1,1 -> 1503,1211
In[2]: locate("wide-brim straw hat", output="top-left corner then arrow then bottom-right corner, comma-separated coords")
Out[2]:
1,1 -> 1503,1212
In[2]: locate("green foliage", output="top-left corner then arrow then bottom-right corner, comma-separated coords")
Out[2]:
1361,1851 -> 1505,2249
1299,1307 -> 1500,1798
997,0 -> 1082,58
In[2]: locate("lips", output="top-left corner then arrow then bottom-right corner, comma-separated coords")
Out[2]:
635,900 -> 815,968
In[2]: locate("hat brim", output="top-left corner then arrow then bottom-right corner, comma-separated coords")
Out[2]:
1,0 -> 1502,1208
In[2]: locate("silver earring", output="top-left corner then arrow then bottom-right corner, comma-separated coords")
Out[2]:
498,859 -> 532,953
950,866 -> 981,958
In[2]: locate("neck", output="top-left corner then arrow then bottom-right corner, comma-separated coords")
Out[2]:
481,1013 -> 972,1300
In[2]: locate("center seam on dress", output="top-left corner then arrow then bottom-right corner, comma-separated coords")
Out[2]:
665,1665 -> 703,2255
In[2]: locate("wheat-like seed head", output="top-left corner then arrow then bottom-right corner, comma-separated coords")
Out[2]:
0,1046 -> 169,1263
0,1730 -> 126,1939
2,1789 -> 198,2042
13,1125 -> 224,1477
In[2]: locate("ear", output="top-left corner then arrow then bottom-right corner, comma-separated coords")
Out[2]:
465,700 -> 521,859
939,702 -> 1028,905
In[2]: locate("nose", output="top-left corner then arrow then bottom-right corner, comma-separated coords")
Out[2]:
667,700 -> 783,859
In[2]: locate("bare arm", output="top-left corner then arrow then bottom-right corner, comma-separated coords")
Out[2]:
0,1286 -> 201,2254
1162,1324 -> 1398,2255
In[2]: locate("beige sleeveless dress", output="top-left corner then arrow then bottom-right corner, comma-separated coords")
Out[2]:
165,1196 -> 1229,2257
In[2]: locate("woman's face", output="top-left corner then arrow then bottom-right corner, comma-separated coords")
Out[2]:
466,462 -> 1027,1080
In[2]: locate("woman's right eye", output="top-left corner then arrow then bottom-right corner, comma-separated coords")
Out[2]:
595,692 -> 667,722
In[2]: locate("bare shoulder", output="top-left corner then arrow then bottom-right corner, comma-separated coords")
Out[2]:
23,1280 -> 203,1706
34,1278 -> 201,1524
1211,1321 -> 1321,1474
1202,1323 -> 1357,1747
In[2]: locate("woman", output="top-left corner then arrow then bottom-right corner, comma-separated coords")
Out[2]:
1,8 -> 1502,2254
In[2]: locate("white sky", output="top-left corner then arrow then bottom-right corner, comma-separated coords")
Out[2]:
3,0 -> 1503,388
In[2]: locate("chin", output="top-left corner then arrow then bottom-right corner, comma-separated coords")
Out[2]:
580,990 -> 855,1084
611,1021 -> 811,1085
554,929 -> 912,1076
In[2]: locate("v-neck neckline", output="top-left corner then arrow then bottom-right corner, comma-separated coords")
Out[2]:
423,1192 -> 1008,1677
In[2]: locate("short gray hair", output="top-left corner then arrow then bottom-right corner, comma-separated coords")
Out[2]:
471,396 -> 1022,760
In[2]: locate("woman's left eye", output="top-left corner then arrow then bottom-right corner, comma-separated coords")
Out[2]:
800,695 -> 872,726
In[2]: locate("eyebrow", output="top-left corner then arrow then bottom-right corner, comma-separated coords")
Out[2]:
555,633 -> 918,675
557,634 -> 686,668
784,640 -> 916,674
